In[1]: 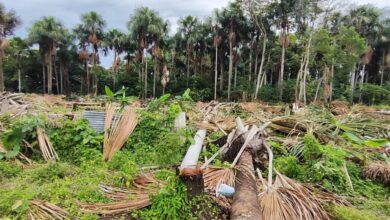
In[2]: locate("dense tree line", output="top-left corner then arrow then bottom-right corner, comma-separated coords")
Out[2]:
1,0 -> 390,104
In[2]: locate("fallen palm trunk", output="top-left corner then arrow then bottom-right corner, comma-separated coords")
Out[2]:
231,150 -> 262,220
27,200 -> 70,220
80,173 -> 165,215
103,104 -> 138,161
36,127 -> 59,161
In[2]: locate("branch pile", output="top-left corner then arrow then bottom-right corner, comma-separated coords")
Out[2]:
27,200 -> 70,220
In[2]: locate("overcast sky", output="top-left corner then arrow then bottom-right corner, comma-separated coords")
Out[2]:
3,0 -> 390,67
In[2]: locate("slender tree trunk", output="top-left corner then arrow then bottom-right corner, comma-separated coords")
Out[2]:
214,45 -> 218,100
144,50 -> 148,99
220,54 -> 224,91
279,28 -> 287,100
54,56 -> 60,94
47,52 -> 53,94
153,56 -> 157,98
228,39 -> 233,101
60,62 -> 63,94
86,59 -> 89,94
330,58 -> 335,101
254,36 -> 267,100
0,52 -> 4,92
18,67 -> 21,93
249,49 -> 252,86
186,50 -> 190,88
234,63 -> 237,90
42,62 -> 46,94
350,65 -> 357,103
380,50 -> 385,86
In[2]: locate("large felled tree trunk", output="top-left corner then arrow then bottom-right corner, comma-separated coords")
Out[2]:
231,149 -> 262,220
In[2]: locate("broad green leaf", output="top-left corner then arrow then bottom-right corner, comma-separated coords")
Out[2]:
105,86 -> 114,97
364,139 -> 388,147
343,132 -> 363,145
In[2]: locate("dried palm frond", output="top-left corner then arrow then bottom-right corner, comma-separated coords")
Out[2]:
203,167 -> 235,193
103,105 -> 138,161
363,162 -> 390,184
27,200 -> 70,220
36,127 -> 59,161
80,173 -> 165,215
258,143 -> 330,220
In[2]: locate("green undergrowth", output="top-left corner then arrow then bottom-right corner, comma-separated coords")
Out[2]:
0,150 -> 139,219
273,132 -> 390,219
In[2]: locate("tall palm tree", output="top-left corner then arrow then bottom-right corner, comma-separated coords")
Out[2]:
57,28 -> 72,95
0,3 -> 20,92
28,16 -> 64,94
217,2 -> 246,101
78,11 -> 106,95
103,29 -> 125,90
178,15 -> 199,88
128,7 -> 165,99
9,37 -> 29,93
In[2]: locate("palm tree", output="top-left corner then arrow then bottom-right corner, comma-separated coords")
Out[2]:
9,37 -> 29,93
28,16 -> 64,94
103,29 -> 125,90
78,11 -> 106,95
0,3 -> 20,92
128,7 -> 165,99
178,15 -> 199,88
57,28 -> 72,95
217,2 -> 246,101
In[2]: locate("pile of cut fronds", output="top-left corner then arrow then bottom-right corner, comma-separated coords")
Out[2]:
257,144 -> 330,220
103,104 -> 138,161
79,173 -> 165,215
203,167 -> 235,193
27,200 -> 69,220
36,127 -> 59,161
363,162 -> 390,185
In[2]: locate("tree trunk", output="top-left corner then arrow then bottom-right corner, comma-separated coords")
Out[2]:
228,39 -> 233,101
47,53 -> 53,94
187,50 -> 190,88
153,56 -> 157,98
214,45 -> 218,100
144,50 -> 148,99
18,67 -> 21,93
231,150 -> 262,220
0,52 -> 4,92
54,56 -> 60,94
254,36 -> 267,100
279,28 -> 287,100
220,54 -> 224,92
234,63 -> 237,90
380,50 -> 385,86
86,60 -> 89,95
42,62 -> 46,94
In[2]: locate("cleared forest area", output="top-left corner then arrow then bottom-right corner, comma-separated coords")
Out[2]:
1,0 -> 390,219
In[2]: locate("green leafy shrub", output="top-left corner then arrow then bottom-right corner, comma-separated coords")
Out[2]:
0,160 -> 23,179
274,156 -> 303,178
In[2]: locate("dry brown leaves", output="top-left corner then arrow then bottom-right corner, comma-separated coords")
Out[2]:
79,173 -> 165,215
258,173 -> 331,220
27,200 -> 70,220
103,104 -> 138,161
363,162 -> 390,184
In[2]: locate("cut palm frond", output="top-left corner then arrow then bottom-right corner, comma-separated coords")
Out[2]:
36,127 -> 59,161
80,173 -> 165,215
257,143 -> 330,220
103,104 -> 138,161
203,167 -> 235,193
363,162 -> 390,184
27,200 -> 70,220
